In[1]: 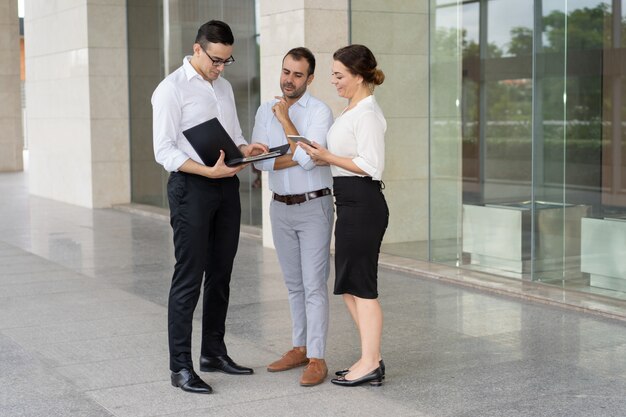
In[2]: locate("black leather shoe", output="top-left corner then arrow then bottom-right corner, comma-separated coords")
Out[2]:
335,359 -> 386,378
171,368 -> 212,394
199,354 -> 254,375
331,367 -> 383,387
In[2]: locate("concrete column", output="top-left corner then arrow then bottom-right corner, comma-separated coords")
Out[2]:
351,1 -> 430,245
0,0 -> 23,172
258,0 -> 349,247
24,0 -> 130,208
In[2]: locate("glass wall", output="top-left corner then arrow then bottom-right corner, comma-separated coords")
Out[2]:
127,0 -> 262,225
431,0 -> 626,298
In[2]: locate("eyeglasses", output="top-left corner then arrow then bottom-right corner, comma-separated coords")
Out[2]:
202,49 -> 235,67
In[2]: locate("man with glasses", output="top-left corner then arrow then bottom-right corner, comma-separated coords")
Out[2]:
152,20 -> 267,394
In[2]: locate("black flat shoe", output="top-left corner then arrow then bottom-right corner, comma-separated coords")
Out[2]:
331,367 -> 383,387
171,368 -> 213,394
335,359 -> 386,379
199,354 -> 254,375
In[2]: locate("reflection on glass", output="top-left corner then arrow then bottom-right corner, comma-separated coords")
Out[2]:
431,0 -> 626,298
128,0 -> 262,226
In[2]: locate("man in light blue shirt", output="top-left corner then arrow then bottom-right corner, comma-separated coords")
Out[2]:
252,47 -> 334,387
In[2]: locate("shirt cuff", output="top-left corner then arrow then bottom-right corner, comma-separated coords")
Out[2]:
353,157 -> 378,179
254,158 -> 275,172
292,146 -> 315,170
170,153 -> 192,172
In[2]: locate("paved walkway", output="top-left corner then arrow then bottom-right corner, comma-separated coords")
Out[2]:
2,170 -> 626,417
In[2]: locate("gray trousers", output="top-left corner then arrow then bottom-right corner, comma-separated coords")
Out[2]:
270,195 -> 333,359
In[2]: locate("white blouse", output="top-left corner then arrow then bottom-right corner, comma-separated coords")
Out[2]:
327,95 -> 386,180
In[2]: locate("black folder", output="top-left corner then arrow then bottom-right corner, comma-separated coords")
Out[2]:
182,118 -> 284,167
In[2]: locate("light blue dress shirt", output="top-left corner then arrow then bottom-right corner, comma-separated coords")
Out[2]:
252,92 -> 333,195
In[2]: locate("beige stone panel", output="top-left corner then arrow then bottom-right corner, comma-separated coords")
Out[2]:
24,6 -> 89,57
375,54 -> 428,119
259,10 -> 305,57
91,160 -> 130,207
384,116 -> 428,182
25,77 -> 91,119
86,4 -> 127,49
89,75 -> 129,119
260,0 -> 305,16
0,49 -> 20,76
0,141 -> 22,171
88,47 -> 128,77
0,1 -> 12,25
25,0 -> 87,20
383,178 -> 428,243
259,55 -> 283,103
90,118 -> 129,163
351,0 -> 427,13
351,11 -> 427,56
0,22 -> 19,52
25,49 -> 89,81
303,9 -> 349,53
0,80 -> 21,118
303,0 -> 348,10
87,0 -> 125,6
0,116 -> 22,139
27,118 -> 94,207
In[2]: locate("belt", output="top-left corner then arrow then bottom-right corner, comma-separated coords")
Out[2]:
272,188 -> 331,205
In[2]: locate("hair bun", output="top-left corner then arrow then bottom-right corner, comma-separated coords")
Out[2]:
373,69 -> 385,86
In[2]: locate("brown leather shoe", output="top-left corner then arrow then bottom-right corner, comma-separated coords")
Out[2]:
300,358 -> 328,386
267,348 -> 308,372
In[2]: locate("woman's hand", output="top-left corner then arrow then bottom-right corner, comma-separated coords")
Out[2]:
298,141 -> 332,166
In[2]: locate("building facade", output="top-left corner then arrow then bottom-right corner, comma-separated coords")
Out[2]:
3,0 -> 626,300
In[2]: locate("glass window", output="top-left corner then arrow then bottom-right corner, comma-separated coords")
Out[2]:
128,0 -> 262,225
429,0 -> 626,299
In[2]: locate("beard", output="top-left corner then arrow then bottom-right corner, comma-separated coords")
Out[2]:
281,82 -> 307,99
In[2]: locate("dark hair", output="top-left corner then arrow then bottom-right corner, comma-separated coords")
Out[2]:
333,44 -> 384,85
283,47 -> 316,76
195,20 -> 234,46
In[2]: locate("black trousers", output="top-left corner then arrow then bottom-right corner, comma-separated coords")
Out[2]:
167,171 -> 241,372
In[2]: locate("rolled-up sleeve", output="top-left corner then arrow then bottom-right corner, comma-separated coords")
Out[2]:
152,81 -> 189,172
353,111 -> 385,179
251,103 -> 276,171
292,105 -> 334,171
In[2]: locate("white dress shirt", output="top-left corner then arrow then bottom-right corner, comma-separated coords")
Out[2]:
152,56 -> 248,172
327,95 -> 386,180
251,92 -> 333,195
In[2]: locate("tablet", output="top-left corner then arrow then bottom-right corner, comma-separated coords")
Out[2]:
286,135 -> 316,147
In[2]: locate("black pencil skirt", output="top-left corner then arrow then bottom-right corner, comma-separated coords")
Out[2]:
333,176 -> 389,299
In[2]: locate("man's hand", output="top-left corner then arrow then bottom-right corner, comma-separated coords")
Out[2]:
207,151 -> 246,178
239,143 -> 269,157
272,96 -> 290,125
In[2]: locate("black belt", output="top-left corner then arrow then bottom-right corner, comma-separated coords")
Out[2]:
273,188 -> 331,205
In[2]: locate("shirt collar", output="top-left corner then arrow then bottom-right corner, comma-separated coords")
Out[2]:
279,91 -> 310,108
295,91 -> 311,107
182,55 -> 216,82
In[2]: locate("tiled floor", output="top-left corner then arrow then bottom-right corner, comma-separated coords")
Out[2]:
2,170 -> 626,417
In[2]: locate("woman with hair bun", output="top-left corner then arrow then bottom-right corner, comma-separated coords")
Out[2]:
298,44 -> 389,387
